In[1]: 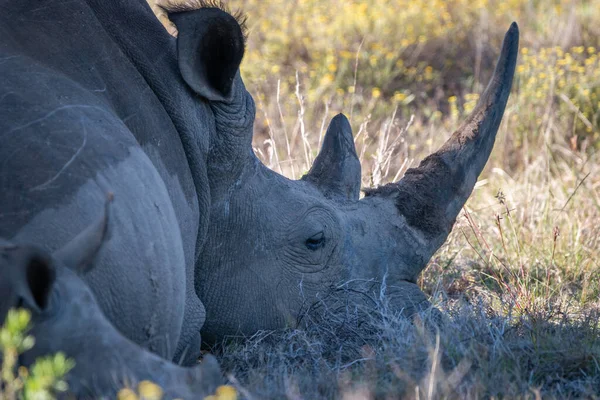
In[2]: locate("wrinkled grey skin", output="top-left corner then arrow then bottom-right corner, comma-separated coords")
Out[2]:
0,200 -> 221,399
185,21 -> 520,342
0,1 -> 249,365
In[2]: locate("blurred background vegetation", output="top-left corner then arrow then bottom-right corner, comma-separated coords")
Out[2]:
231,0 -> 600,169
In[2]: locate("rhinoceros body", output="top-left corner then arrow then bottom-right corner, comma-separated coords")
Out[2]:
0,0 -> 238,364
0,205 -> 221,398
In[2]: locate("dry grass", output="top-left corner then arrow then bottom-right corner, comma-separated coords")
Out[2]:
217,292 -> 600,398
210,0 -> 600,398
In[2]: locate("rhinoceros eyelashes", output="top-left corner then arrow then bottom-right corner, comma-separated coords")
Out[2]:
302,114 -> 361,202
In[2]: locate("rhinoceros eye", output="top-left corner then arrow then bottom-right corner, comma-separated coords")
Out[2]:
305,232 -> 325,251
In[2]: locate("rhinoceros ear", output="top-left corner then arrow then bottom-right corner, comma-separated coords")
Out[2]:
170,7 -> 246,102
53,194 -> 112,275
302,114 -> 361,202
8,248 -> 57,313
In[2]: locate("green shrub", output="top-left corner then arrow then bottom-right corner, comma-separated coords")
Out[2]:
0,309 -> 74,400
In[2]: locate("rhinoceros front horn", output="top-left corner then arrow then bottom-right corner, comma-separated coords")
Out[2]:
54,193 -> 113,275
366,23 -> 519,243
302,114 -> 361,202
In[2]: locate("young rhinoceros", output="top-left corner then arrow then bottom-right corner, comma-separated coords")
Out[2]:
0,199 -> 221,399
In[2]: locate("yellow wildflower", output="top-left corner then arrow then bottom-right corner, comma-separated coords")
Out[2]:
117,388 -> 139,400
369,55 -> 378,67
138,381 -> 163,400
18,366 -> 28,378
320,74 -> 334,85
393,91 -> 407,102
424,65 -> 433,80
554,46 -> 564,57
215,385 -> 238,400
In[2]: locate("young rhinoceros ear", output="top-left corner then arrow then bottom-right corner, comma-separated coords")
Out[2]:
302,114 -> 361,202
53,194 -> 112,275
17,251 -> 56,313
170,6 -> 246,102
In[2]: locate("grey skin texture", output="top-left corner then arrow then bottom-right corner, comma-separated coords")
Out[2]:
0,201 -> 221,399
180,20 -> 519,342
0,1 -> 246,364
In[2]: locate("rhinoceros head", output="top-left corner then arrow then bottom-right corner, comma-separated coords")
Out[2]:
171,7 -> 518,343
0,196 -> 110,324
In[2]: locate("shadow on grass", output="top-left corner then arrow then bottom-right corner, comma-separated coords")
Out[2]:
211,284 -> 600,399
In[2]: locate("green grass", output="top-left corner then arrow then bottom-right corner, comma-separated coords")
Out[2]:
0,309 -> 74,400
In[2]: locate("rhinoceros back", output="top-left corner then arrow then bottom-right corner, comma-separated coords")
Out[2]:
0,0 -> 211,361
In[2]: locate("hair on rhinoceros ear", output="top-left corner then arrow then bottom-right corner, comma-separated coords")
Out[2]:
302,114 -> 362,202
170,4 -> 246,102
53,193 -> 113,275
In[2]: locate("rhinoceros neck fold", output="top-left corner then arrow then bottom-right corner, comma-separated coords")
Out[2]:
210,79 -> 256,138
207,75 -> 257,188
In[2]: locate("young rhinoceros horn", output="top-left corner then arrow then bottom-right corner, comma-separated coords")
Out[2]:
366,23 -> 519,271
53,193 -> 113,274
302,114 -> 361,202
